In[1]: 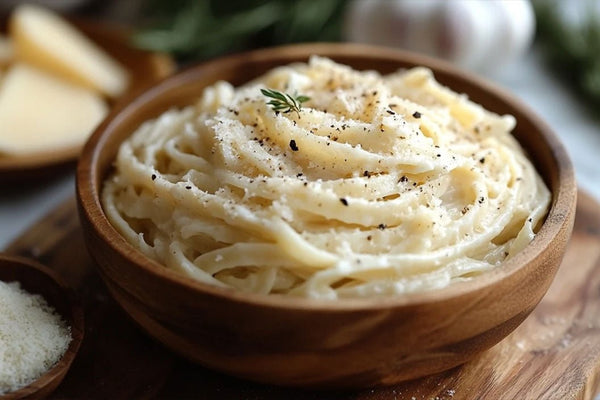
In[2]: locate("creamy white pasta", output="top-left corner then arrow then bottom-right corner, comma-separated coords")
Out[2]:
102,57 -> 550,299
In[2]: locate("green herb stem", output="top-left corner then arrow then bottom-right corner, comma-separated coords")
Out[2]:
261,88 -> 310,117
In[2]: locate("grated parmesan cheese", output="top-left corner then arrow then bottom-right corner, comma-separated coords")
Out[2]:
0,280 -> 71,395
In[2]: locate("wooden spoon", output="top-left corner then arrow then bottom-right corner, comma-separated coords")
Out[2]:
0,254 -> 84,400
0,19 -> 175,183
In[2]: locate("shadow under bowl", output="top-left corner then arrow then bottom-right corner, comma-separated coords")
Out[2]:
76,43 -> 577,389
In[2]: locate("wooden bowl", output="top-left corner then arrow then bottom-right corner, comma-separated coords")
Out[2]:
0,19 -> 175,183
0,255 -> 84,399
76,43 -> 577,389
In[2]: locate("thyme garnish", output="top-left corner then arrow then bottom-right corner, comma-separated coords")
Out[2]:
261,88 -> 310,117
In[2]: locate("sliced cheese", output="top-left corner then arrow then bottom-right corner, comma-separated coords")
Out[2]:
10,4 -> 129,98
0,35 -> 12,67
0,63 -> 108,155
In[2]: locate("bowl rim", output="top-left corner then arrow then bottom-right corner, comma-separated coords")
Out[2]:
0,254 -> 84,399
76,42 -> 576,311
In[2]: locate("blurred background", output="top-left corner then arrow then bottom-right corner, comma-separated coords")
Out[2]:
1,0 -> 599,248
1,0 -> 599,84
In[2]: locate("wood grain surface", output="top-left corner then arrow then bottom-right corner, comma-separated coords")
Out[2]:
4,192 -> 600,400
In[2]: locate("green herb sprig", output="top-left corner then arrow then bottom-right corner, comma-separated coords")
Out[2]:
535,0 -> 600,109
261,89 -> 310,117
133,0 -> 348,61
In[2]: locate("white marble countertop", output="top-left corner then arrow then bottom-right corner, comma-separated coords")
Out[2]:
1,47 -> 598,250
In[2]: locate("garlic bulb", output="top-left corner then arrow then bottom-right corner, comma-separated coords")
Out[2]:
343,0 -> 535,73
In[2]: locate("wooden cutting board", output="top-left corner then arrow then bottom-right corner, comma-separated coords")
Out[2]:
4,192 -> 600,400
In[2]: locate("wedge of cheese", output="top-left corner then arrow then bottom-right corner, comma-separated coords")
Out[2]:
10,4 -> 129,98
0,35 -> 12,66
0,63 -> 108,155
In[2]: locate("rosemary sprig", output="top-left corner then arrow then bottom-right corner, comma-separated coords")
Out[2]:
535,0 -> 600,109
261,88 -> 310,116
133,0 -> 348,61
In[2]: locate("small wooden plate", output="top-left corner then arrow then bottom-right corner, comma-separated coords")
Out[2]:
0,254 -> 84,400
0,19 -> 175,183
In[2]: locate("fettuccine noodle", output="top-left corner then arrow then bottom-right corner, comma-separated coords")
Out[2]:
102,57 -> 550,299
